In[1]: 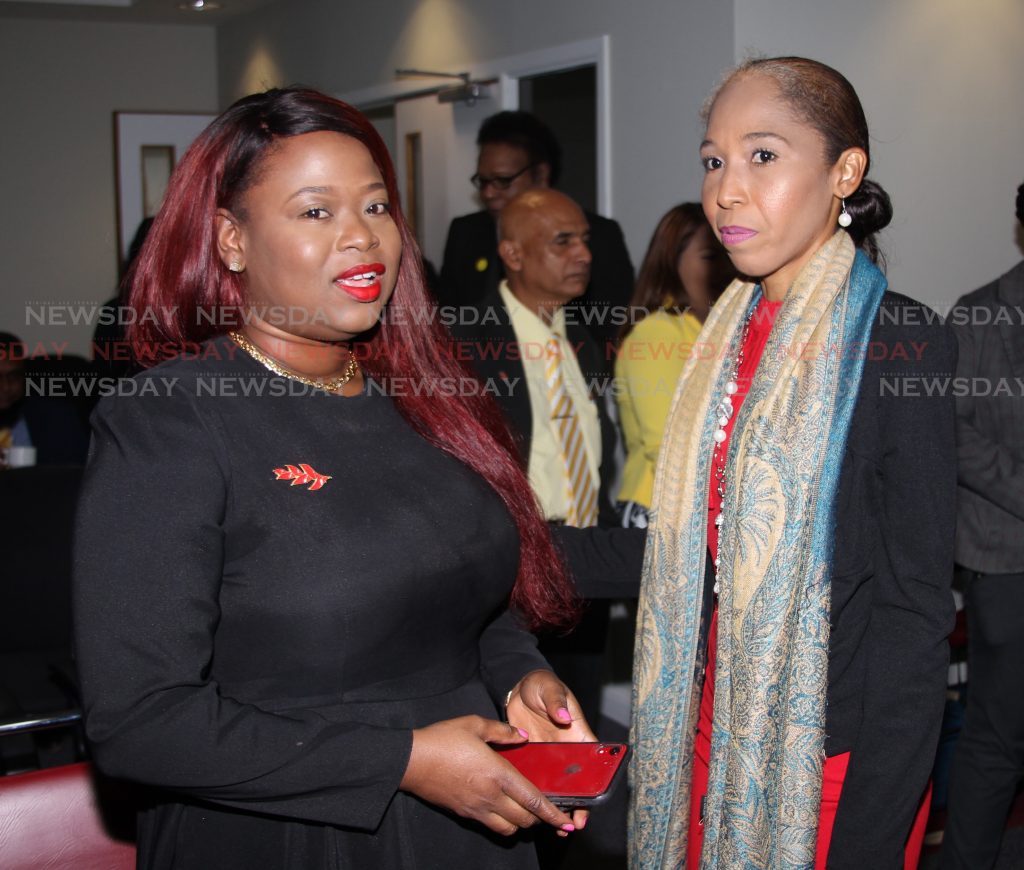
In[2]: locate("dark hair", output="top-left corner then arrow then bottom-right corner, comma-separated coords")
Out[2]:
0,331 -> 26,420
1016,180 -> 1023,227
477,110 -> 562,187
706,56 -> 893,265
619,203 -> 709,342
127,87 -> 577,632
0,331 -> 25,354
114,217 -> 156,299
127,218 -> 155,268
0,331 -> 26,377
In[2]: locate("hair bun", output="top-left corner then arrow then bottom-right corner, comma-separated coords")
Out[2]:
844,179 -> 892,265
846,179 -> 892,241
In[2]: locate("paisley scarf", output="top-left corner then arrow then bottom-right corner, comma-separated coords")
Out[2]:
628,232 -> 886,869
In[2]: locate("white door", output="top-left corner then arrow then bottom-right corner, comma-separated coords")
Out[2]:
391,92 -> 498,269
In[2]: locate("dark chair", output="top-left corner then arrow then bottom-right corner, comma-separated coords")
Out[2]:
0,465 -> 85,772
23,352 -> 101,424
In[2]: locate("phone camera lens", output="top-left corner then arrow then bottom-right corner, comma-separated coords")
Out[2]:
610,746 -> 621,756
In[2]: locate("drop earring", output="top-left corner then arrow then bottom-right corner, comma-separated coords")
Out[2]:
837,199 -> 852,228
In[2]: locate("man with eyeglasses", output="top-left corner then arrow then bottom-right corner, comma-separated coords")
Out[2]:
438,111 -> 634,351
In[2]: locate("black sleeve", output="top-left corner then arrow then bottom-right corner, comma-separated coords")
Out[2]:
478,608 -> 550,711
828,310 -> 958,868
72,386 -> 412,831
551,525 -> 645,599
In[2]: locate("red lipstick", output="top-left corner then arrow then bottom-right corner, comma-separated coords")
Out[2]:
335,262 -> 386,302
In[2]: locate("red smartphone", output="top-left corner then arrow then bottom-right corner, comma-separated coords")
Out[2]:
496,742 -> 630,809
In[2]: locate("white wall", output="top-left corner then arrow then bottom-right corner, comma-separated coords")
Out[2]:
734,0 -> 1024,311
3,1 -> 1015,359
216,0 -> 736,272
0,19 -> 219,356
219,0 -> 1024,311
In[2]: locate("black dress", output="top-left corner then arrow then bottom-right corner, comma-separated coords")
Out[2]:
73,336 -> 547,869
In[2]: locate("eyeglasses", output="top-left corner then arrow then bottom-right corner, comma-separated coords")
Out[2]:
470,163 -> 537,191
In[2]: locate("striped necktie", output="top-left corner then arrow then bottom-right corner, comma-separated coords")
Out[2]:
544,336 -> 598,527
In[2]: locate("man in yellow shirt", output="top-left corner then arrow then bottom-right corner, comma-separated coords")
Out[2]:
452,189 -> 618,729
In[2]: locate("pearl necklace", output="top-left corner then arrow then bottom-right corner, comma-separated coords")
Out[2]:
228,331 -> 359,393
711,310 -> 754,594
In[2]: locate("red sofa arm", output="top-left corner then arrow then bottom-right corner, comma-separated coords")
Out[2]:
0,762 -> 136,870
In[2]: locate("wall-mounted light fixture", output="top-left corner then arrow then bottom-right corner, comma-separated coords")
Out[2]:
394,69 -> 491,106
178,0 -> 220,10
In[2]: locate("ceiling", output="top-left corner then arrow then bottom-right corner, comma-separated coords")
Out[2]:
0,0 -> 278,26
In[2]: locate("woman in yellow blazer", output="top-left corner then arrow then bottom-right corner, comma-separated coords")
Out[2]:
614,203 -> 734,527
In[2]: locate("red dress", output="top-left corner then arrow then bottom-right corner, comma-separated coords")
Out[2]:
685,297 -> 930,869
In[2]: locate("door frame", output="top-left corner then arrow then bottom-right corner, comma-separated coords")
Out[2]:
337,36 -> 613,216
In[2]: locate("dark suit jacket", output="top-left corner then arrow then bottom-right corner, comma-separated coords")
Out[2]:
439,208 -> 634,350
554,292 -> 958,869
450,286 -> 618,529
949,259 -> 1024,572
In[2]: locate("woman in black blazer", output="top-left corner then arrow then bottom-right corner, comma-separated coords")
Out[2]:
560,282 -> 957,869
605,57 -> 955,870
634,56 -> 954,867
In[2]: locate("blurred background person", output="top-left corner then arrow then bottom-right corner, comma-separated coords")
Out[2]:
0,331 -> 89,468
941,180 -> 1024,870
613,203 -> 734,528
439,110 -> 633,350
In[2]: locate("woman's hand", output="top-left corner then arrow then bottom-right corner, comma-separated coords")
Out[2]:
505,668 -> 597,742
505,669 -> 598,830
399,715 -> 577,837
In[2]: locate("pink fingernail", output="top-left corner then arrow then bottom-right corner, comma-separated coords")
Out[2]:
517,727 -> 529,738
557,707 -> 572,722
561,823 -> 575,832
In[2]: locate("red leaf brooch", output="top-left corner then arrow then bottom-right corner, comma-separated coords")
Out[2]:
273,463 -> 332,492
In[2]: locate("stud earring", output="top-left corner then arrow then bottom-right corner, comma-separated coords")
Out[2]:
837,199 -> 852,228
229,261 -> 244,272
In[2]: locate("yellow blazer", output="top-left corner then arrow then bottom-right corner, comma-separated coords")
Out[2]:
614,310 -> 703,507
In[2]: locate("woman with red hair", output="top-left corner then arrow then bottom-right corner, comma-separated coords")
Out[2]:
73,87 -> 592,870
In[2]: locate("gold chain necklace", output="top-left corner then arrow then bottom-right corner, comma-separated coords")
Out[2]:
228,331 -> 359,393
